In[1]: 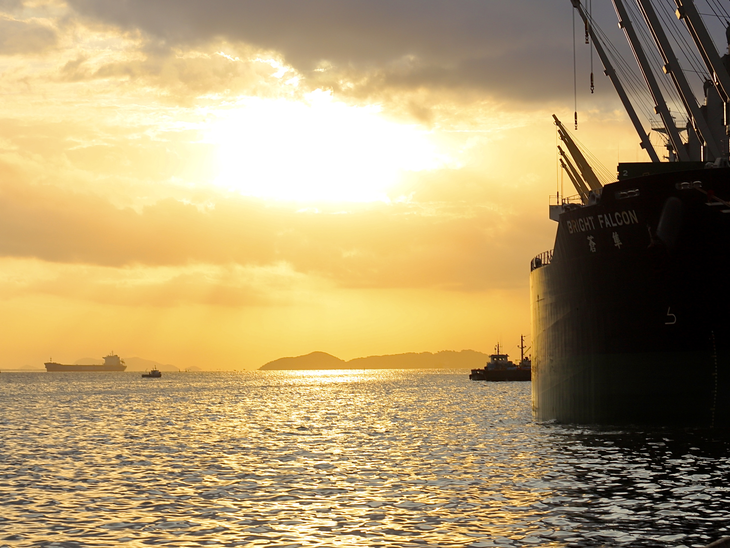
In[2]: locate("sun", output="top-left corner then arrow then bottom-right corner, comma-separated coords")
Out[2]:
205,90 -> 440,203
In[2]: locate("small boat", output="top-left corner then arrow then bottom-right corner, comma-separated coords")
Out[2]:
470,337 -> 531,382
142,368 -> 162,378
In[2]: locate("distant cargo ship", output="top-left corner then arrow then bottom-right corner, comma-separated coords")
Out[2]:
45,353 -> 126,372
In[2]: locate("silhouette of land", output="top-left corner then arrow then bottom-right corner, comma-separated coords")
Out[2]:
259,350 -> 490,370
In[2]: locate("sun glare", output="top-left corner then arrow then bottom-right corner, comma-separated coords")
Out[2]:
206,91 -> 440,202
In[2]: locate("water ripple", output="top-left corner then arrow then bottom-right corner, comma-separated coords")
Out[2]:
1,370 -> 729,547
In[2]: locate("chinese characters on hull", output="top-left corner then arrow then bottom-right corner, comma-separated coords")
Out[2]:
563,209 -> 638,253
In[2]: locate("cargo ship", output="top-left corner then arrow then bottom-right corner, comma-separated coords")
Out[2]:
45,353 -> 127,372
530,0 -> 730,427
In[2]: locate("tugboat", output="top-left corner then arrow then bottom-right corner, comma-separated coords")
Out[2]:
141,367 -> 162,378
470,336 -> 531,381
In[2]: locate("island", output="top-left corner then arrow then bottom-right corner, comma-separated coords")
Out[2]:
259,350 -> 490,371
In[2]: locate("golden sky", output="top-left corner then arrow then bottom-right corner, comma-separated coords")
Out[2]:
0,0 -> 656,369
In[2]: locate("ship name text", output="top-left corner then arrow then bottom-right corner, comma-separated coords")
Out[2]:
566,209 -> 639,234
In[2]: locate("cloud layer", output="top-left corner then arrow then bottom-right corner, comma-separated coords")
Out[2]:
0,172 -> 550,293
64,0 -> 595,104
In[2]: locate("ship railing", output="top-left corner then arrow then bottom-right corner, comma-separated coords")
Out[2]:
549,194 -> 582,206
530,249 -> 553,271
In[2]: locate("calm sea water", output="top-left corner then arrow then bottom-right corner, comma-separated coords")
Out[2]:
1,369 -> 729,548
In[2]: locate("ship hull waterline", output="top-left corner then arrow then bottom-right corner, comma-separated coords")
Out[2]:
45,363 -> 127,372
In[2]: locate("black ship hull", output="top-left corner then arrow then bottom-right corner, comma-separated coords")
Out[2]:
530,167 -> 730,427
44,363 -> 126,372
470,368 -> 531,382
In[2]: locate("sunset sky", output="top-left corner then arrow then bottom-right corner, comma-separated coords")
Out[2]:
2,0 -> 714,370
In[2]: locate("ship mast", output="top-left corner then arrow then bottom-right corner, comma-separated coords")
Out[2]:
518,335 -> 530,363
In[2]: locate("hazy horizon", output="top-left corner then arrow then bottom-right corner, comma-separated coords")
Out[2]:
5,346 -> 501,371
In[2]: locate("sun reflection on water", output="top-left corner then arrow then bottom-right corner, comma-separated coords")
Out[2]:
1,370 -> 729,547
268,368 -> 375,385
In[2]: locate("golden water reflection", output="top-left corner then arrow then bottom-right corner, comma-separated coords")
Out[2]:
1,370 -> 728,547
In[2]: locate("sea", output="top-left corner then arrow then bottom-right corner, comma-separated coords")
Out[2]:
1,369 -> 729,548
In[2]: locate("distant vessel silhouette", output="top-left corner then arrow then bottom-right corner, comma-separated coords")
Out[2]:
470,337 -> 531,381
45,353 -> 127,372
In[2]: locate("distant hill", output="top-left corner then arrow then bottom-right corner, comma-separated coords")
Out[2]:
260,351 -> 346,370
259,349 -> 490,370
10,365 -> 45,371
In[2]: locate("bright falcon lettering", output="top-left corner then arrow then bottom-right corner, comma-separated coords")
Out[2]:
598,209 -> 639,229
565,215 -> 597,234
566,210 -> 638,234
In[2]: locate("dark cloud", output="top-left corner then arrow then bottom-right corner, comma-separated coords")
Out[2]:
64,0 -> 623,104
66,1 -> 556,64
0,17 -> 57,54
0,0 -> 23,12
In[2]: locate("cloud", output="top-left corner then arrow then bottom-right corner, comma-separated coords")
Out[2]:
63,0 -> 608,105
54,42 -> 292,106
0,102 -> 561,299
0,0 -> 24,14
0,168 -> 551,293
0,16 -> 57,54
0,259 -> 303,307
102,49 -> 285,98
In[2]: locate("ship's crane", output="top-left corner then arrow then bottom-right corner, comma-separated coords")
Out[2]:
612,0 -> 691,162
570,0 -> 659,163
674,0 -> 730,160
558,146 -> 591,204
635,0 -> 722,161
554,114 -> 603,198
571,0 -> 730,163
